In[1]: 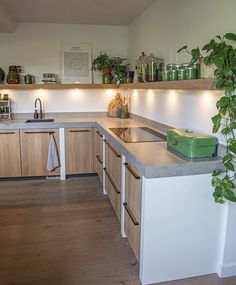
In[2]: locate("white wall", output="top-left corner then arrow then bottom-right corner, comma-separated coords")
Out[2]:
128,0 -> 236,137
0,23 -> 127,113
128,0 -> 236,67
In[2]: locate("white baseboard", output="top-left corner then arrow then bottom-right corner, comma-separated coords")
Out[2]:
217,263 -> 236,278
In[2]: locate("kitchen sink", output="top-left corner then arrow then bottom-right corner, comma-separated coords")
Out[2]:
25,119 -> 54,123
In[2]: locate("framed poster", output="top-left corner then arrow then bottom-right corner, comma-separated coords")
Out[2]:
61,42 -> 92,83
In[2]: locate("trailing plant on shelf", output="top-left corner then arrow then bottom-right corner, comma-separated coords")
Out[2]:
179,33 -> 236,203
202,33 -> 236,203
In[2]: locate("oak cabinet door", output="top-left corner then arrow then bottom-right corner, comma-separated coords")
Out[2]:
20,129 -> 60,176
124,161 -> 142,261
65,128 -> 94,174
0,130 -> 21,178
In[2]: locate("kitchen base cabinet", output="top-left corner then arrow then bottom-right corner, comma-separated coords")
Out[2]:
124,161 -> 141,261
20,129 -> 60,177
124,203 -> 140,261
104,168 -> 121,220
139,174 -> 228,285
0,130 -> 21,178
105,140 -> 121,189
93,129 -> 103,183
65,128 -> 94,175
105,139 -> 122,219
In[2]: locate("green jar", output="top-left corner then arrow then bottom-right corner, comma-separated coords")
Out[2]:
193,62 -> 201,79
163,70 -> 170,81
169,69 -> 178,81
185,67 -> 196,80
102,73 -> 111,84
177,69 -> 185,80
166,63 -> 178,71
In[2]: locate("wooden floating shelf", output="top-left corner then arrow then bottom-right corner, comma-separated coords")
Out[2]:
0,79 -> 219,91
120,78 -> 218,90
0,83 -> 119,90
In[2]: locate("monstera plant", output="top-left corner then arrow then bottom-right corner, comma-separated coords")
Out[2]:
179,33 -> 236,203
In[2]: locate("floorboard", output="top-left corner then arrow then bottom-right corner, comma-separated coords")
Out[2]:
0,176 -> 235,285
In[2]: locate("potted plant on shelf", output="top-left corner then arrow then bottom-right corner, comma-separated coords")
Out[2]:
92,52 -> 113,84
92,53 -> 129,84
109,57 -> 129,84
180,33 -> 236,204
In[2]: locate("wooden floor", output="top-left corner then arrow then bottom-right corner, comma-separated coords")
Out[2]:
0,176 -> 235,285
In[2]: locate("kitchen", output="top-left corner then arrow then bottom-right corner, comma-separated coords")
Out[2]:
0,0 -> 236,284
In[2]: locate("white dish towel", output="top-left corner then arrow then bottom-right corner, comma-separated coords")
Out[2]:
47,134 -> 60,171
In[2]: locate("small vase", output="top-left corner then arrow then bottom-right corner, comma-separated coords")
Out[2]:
102,67 -> 112,84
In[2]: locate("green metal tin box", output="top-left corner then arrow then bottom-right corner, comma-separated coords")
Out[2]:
167,129 -> 218,159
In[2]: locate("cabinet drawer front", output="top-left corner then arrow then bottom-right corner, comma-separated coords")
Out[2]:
0,130 -> 21,177
124,203 -> 140,261
20,129 -> 60,177
105,140 -> 121,189
65,128 -> 94,174
95,155 -> 103,183
105,168 -> 121,221
125,162 -> 142,222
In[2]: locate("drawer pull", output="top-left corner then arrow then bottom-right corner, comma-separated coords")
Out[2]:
105,141 -> 121,158
0,132 -> 15,135
123,202 -> 139,226
96,155 -> 103,164
104,168 -> 120,194
124,163 -> 140,180
96,130 -> 103,138
70,130 -> 90,133
24,131 -> 55,135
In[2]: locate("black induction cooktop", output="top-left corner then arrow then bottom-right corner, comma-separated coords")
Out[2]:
109,127 -> 166,143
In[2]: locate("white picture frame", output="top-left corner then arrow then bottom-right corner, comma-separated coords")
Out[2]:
61,42 -> 92,84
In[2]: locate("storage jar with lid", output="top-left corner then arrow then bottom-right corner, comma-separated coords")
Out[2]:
185,66 -> 196,80
6,66 -> 20,84
169,69 -> 178,81
193,62 -> 201,79
166,63 -> 180,71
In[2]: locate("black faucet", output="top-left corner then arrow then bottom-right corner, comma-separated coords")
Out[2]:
34,98 -> 43,119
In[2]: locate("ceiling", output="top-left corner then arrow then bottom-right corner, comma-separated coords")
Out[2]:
0,0 -> 157,28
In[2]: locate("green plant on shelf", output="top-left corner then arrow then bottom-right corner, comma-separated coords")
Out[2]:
202,33 -> 236,203
204,33 -> 236,204
179,33 -> 236,203
177,45 -> 201,63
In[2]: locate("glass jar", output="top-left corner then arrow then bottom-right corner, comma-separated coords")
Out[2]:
162,70 -> 170,81
185,66 -> 196,80
180,63 -> 191,70
177,69 -> 185,80
166,63 -> 177,71
193,62 -> 201,79
124,71 -> 134,83
169,69 -> 178,81
7,66 -> 20,84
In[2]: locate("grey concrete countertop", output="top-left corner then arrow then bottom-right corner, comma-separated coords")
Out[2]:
0,117 -> 223,178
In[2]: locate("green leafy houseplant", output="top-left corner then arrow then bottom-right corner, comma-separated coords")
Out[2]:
177,45 -> 201,63
179,33 -> 236,203
92,53 -> 128,84
109,57 -> 129,83
92,52 -> 112,73
202,33 -> 236,203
